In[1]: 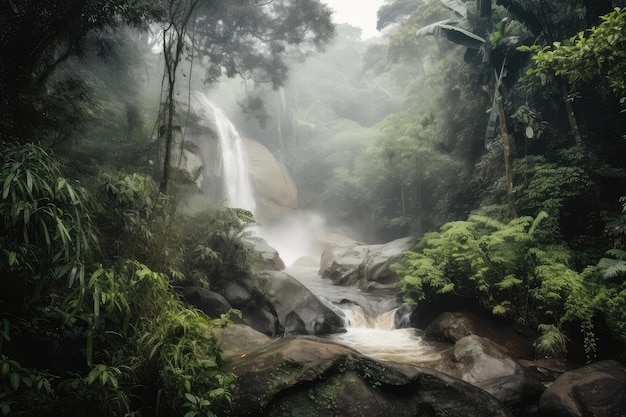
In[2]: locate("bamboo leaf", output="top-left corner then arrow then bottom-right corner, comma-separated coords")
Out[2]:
2,172 -> 15,199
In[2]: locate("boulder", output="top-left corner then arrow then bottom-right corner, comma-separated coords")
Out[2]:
221,282 -> 253,307
539,359 -> 626,417
394,303 -> 419,329
258,270 -> 345,335
181,286 -> 232,317
319,237 -> 414,290
450,335 -> 544,415
212,324 -> 272,361
225,337 -> 515,417
245,235 -> 286,271
425,311 -> 534,359
241,300 -> 280,337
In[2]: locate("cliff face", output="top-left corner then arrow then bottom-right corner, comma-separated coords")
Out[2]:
244,138 -> 299,222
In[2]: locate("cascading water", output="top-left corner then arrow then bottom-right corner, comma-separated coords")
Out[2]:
193,95 -> 439,365
190,92 -> 256,213
286,265 -> 441,365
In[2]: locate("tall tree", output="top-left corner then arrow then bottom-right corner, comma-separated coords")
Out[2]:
0,0 -> 157,142
155,0 -> 335,193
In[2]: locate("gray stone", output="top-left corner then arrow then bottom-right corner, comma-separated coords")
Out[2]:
222,282 -> 253,307
319,236 -> 414,290
181,286 -> 232,317
258,270 -> 345,335
225,337 -> 515,417
539,359 -> 626,417
425,311 -> 534,359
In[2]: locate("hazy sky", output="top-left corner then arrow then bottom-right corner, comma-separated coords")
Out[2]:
322,0 -> 386,39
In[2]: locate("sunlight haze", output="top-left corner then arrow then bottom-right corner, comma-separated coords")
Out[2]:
323,0 -> 386,39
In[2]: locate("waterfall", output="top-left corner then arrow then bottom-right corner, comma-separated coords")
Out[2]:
190,92 -> 256,213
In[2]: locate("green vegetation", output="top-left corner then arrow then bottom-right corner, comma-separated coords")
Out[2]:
383,0 -> 626,360
1,0 -> 334,415
1,1 -> 626,413
392,211 -> 625,357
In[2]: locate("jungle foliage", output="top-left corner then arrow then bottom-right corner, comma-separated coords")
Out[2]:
0,144 -> 247,416
0,0 -> 336,416
379,0 -> 626,359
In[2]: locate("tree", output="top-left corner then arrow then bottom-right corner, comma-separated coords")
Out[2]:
0,0 -> 157,142
155,0 -> 335,192
522,7 -> 626,113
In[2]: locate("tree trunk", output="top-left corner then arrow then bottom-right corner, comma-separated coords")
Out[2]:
498,98 -> 518,219
560,81 -> 583,146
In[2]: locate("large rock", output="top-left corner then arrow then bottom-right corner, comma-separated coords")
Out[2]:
244,138 -> 298,221
319,237 -> 414,290
258,270 -> 345,335
425,311 -> 534,359
181,286 -> 232,317
244,235 -> 286,271
212,323 -> 272,361
423,334 -> 544,416
539,359 -> 626,417
452,335 -> 544,414
225,337 -> 515,417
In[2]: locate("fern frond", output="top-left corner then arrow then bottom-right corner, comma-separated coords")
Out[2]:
535,324 -> 568,357
606,249 -> 626,260
529,211 -> 549,236
597,257 -> 626,280
468,214 -> 505,231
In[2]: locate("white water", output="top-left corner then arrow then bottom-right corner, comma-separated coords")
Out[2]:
198,98 -> 440,365
191,93 -> 256,213
286,266 -> 441,365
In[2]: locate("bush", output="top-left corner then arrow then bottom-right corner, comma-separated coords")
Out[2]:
0,142 -> 99,307
392,212 -> 622,357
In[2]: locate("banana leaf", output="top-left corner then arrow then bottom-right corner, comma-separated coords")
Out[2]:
416,20 -> 486,49
439,0 -> 468,18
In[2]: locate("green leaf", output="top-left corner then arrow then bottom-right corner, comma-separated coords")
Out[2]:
1,363 -> 9,375
86,333 -> 93,366
2,172 -> 15,199
416,20 -> 486,49
101,370 -> 109,385
9,372 -> 19,390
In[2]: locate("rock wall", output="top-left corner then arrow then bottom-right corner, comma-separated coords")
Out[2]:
244,138 -> 298,221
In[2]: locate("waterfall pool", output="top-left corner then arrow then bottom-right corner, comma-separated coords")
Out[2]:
286,265 -> 441,366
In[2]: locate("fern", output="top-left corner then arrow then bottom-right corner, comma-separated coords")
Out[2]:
393,211 -> 604,356
535,324 -> 568,357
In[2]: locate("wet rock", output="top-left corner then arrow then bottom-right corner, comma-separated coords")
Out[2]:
319,237 -> 414,290
245,236 -> 286,271
212,324 -> 272,361
259,270 -> 345,335
181,286 -> 232,317
428,335 -> 544,416
425,311 -> 534,359
538,359 -> 626,417
222,282 -> 253,307
226,337 -> 515,417
241,300 -> 279,337
394,303 -> 419,329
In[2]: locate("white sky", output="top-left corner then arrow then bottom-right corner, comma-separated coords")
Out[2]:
322,0 -> 386,39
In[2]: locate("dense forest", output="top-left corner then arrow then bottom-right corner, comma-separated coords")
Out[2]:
1,0 -> 625,416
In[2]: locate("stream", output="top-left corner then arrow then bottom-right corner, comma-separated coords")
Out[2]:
285,265 -> 441,366
193,97 -> 441,366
